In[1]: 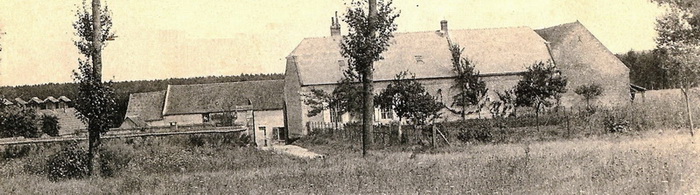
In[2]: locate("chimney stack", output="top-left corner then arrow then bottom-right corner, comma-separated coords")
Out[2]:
330,11 -> 341,36
440,20 -> 448,33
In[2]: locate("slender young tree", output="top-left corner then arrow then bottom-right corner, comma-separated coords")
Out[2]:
376,71 -> 444,142
341,0 -> 399,156
653,1 -> 700,136
448,44 -> 488,120
514,61 -> 568,131
72,0 -> 116,176
574,83 -> 603,110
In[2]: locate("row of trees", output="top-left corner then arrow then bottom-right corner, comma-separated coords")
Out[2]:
305,49 -> 572,143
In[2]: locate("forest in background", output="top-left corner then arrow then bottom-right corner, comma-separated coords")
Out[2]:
616,50 -> 669,90
0,73 -> 284,127
0,49 -> 676,128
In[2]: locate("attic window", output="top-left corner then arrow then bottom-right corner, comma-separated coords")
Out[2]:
414,55 -> 424,64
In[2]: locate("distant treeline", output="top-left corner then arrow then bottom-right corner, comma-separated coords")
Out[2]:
0,73 -> 284,127
616,50 -> 671,90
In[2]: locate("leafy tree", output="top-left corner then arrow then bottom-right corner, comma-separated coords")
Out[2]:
303,77 -> 363,119
514,61 -> 568,131
574,83 -> 603,109
72,0 -> 116,176
448,44 -> 488,120
653,1 -> 700,136
490,89 -> 516,118
0,105 -> 39,138
340,0 -> 399,156
41,114 -> 61,137
616,50 -> 668,90
376,71 -> 444,142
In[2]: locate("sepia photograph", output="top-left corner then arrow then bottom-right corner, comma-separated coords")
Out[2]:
0,0 -> 697,194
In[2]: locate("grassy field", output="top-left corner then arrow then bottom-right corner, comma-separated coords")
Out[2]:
0,130 -> 698,194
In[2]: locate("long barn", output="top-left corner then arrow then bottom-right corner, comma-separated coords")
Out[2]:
283,19 -> 632,137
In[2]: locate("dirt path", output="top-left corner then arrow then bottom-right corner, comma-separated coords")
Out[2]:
262,145 -> 324,159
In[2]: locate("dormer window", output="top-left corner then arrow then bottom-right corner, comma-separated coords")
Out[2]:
415,55 -> 424,64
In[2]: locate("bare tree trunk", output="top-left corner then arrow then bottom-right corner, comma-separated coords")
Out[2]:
461,99 -> 466,120
92,0 -> 102,83
398,117 -> 402,143
87,124 -> 101,177
88,0 -> 103,177
361,0 -> 377,157
535,102 -> 540,132
682,87 -> 694,136
431,124 -> 437,147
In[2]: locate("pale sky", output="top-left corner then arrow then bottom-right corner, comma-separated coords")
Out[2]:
0,0 -> 664,87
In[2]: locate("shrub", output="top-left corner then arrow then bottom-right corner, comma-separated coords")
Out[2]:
2,145 -> 32,160
455,123 -> 493,143
41,115 -> 61,137
236,134 -> 253,147
0,106 -> 40,138
602,111 -> 630,133
46,143 -> 89,181
188,135 -> 207,147
596,107 -> 650,133
99,144 -> 134,177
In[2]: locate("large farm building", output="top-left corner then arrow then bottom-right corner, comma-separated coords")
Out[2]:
283,19 -> 633,137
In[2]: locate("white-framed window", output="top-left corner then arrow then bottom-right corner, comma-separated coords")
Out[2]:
380,108 -> 394,120
330,109 -> 342,123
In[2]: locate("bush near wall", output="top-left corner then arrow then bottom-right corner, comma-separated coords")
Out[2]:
0,106 -> 40,138
305,105 -> 657,147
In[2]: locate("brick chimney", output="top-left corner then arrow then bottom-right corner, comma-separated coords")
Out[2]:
330,11 -> 341,36
440,20 -> 448,33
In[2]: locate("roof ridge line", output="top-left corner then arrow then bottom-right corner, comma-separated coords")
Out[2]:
167,79 -> 284,87
299,25 -> 537,40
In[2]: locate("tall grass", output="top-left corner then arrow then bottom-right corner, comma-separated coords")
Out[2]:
0,130 -> 697,194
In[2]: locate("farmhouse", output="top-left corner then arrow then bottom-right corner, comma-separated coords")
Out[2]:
121,80 -> 286,146
283,19 -> 632,137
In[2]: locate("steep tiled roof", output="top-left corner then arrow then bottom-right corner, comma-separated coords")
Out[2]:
14,98 -> 27,105
450,27 -> 552,74
289,27 -> 552,85
162,80 -> 284,115
124,90 -> 166,121
29,97 -> 43,104
58,96 -> 72,102
535,21 -> 629,74
44,96 -> 59,103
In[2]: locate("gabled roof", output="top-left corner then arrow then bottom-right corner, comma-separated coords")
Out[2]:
449,27 -> 552,74
1,98 -> 13,105
14,98 -> 27,105
28,97 -> 43,104
534,21 -> 629,74
124,90 -> 166,121
288,26 -> 552,85
44,96 -> 59,103
58,96 -> 72,102
162,80 -> 284,115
